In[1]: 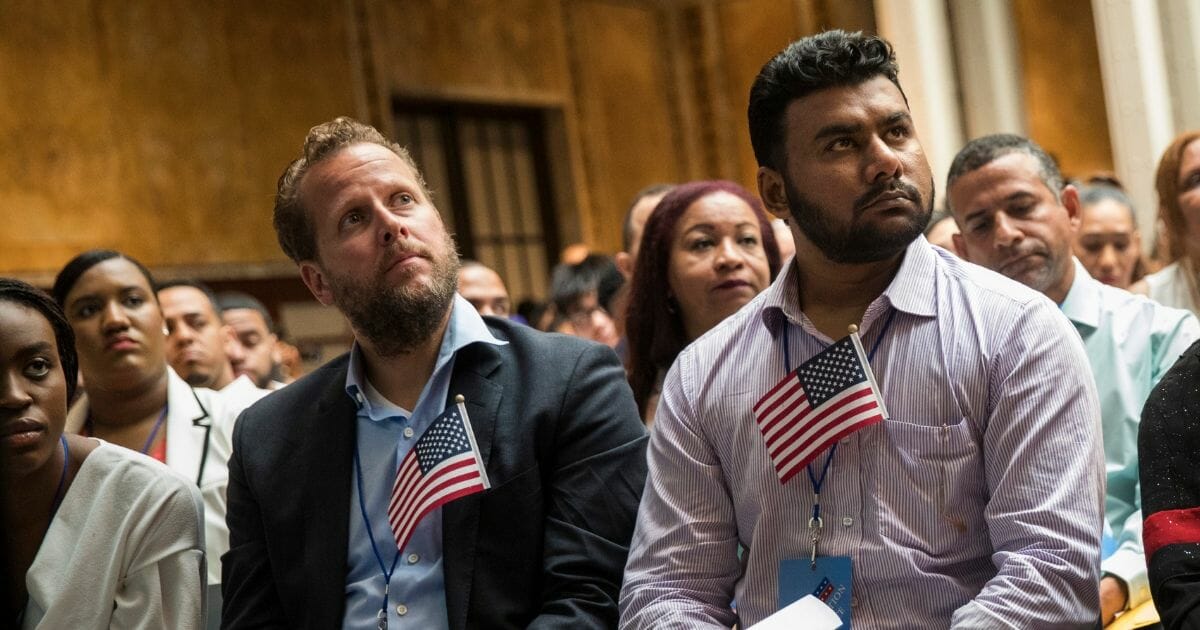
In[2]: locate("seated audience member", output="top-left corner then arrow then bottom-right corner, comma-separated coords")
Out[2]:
1133,130 -> 1200,317
222,117 -> 647,627
216,292 -> 284,390
625,180 -> 781,425
157,280 -> 239,391
620,31 -> 1104,629
1074,183 -> 1146,288
51,250 -> 238,591
457,260 -> 511,318
946,133 -> 1200,624
924,208 -> 960,254
612,184 -> 676,348
2,278 -> 206,628
1139,338 -> 1200,629
549,254 -> 624,349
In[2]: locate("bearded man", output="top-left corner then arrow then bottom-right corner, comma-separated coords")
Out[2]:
221,117 -> 647,629
619,31 -> 1104,629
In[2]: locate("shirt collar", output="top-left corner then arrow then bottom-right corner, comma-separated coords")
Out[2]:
344,293 -> 507,413
1059,258 -> 1101,331
760,236 -> 938,332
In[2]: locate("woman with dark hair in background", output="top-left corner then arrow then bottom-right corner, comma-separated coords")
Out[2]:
1133,130 -> 1200,315
2,278 -> 204,628
1073,182 -> 1146,289
626,180 -> 782,425
51,249 -> 237,601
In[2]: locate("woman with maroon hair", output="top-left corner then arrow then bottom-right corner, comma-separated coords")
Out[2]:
626,180 -> 782,425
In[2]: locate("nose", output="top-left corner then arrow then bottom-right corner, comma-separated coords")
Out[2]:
864,135 -> 903,183
376,204 -> 411,247
1097,244 -> 1118,271
100,300 -> 131,333
714,238 -> 747,271
0,370 -> 33,411
992,212 -> 1024,249
225,336 -> 246,366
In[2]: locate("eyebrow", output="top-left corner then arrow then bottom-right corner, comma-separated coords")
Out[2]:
18,341 -> 55,357
812,112 -> 913,143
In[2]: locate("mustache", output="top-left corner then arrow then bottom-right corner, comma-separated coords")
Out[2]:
852,179 -> 922,215
377,239 -> 433,274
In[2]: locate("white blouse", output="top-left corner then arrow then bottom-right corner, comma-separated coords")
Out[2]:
1145,260 -> 1200,317
22,442 -> 206,629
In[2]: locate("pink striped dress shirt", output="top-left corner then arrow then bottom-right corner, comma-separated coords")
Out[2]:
619,238 -> 1105,629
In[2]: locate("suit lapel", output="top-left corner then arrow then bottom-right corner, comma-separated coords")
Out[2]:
297,362 -> 357,627
442,342 -> 503,630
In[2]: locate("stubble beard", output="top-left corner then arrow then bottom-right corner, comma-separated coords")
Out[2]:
786,179 -> 934,264
328,232 -> 462,358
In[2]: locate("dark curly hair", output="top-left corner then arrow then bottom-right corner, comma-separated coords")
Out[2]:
748,30 -> 904,171
625,180 -> 782,415
0,277 -> 79,404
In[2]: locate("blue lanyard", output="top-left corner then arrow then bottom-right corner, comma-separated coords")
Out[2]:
783,308 -> 896,563
353,439 -> 402,629
139,406 -> 168,454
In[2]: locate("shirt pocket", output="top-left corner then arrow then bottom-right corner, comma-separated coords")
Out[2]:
874,418 -> 989,559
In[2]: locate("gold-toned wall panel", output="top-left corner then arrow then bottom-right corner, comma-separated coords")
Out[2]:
1013,0 -> 1113,178
565,0 -> 684,252
0,1 -> 360,276
370,0 -> 571,104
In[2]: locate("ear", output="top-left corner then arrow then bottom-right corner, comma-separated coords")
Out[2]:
299,261 -> 336,306
757,166 -> 791,221
951,232 -> 970,261
1061,184 -> 1082,233
615,251 -> 634,279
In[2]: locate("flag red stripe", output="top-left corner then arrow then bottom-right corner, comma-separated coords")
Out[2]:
775,405 -> 883,479
390,474 -> 486,550
389,454 -> 422,512
388,455 -> 477,521
773,396 -> 879,465
758,391 -> 812,442
766,386 -> 874,459
753,370 -> 801,415
389,462 -> 480,529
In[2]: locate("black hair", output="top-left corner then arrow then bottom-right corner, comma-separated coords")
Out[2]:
0,278 -> 78,403
52,249 -> 156,308
946,134 -> 1064,210
748,30 -> 904,170
216,291 -> 276,333
156,279 -> 222,316
549,254 -> 624,314
1078,183 -> 1138,229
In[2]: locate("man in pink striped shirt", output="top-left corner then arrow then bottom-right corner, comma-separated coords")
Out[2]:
619,30 -> 1105,629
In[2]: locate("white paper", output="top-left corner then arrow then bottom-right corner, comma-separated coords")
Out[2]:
751,595 -> 843,630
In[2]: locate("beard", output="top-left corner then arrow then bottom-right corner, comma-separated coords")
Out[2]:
326,232 -> 461,358
786,178 -> 934,264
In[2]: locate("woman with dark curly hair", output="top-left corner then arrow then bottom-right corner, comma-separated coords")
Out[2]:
626,180 -> 782,425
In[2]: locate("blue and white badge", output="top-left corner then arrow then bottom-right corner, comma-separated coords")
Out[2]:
780,556 -> 853,628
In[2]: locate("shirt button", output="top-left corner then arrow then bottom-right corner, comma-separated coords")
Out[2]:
403,427 -> 414,439
396,604 -> 408,616
842,516 -> 854,527
851,597 -> 859,608
840,436 -> 851,444
407,553 -> 420,564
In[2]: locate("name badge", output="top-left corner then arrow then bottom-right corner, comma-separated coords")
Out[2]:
779,556 -> 853,628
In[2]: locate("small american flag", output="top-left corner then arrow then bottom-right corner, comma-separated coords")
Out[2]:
754,332 -> 887,484
388,398 -> 490,551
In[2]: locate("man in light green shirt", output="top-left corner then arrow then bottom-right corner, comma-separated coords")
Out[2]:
946,134 -> 1200,624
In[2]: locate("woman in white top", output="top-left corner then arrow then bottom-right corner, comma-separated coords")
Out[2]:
51,250 -> 236,590
1132,130 -> 1200,315
2,277 -> 205,628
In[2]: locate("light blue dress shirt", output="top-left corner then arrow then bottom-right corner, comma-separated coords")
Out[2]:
342,295 -> 505,629
1060,259 -> 1200,610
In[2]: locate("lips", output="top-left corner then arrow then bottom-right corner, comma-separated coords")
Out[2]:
105,334 -> 139,351
1,417 -> 46,449
713,279 -> 752,291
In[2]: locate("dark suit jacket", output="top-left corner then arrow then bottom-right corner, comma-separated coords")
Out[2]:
221,318 -> 648,629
